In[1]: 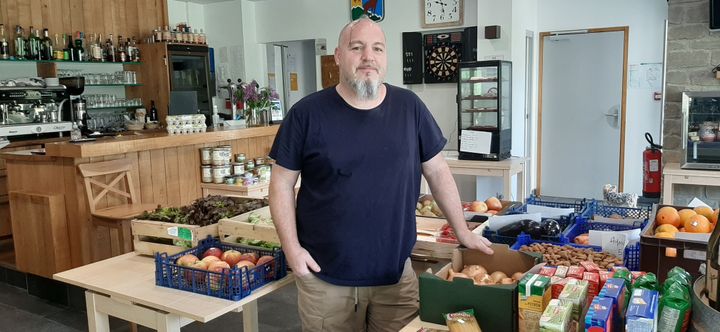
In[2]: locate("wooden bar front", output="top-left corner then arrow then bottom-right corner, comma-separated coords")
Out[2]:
2,126 -> 278,275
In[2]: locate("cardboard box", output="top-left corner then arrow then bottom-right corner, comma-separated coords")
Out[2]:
539,299 -> 573,332
558,280 -> 589,331
419,244 -> 542,332
585,297 -> 615,331
598,278 -> 628,330
519,273 -> 552,332
626,289 -> 659,332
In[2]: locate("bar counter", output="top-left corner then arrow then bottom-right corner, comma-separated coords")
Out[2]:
1,126 -> 279,276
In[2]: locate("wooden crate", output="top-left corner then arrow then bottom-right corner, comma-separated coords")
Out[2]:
131,219 -> 218,256
413,216 -> 483,259
218,206 -> 280,245
201,182 -> 270,198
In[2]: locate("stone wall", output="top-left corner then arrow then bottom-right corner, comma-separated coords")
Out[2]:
665,0 -> 720,206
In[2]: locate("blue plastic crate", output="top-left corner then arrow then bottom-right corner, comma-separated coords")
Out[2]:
155,236 -> 287,301
510,234 -> 603,252
484,196 -> 591,245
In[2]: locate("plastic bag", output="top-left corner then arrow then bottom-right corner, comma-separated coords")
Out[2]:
657,283 -> 692,332
633,272 -> 659,291
445,309 -> 482,332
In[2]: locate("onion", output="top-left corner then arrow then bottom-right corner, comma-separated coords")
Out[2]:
512,272 -> 524,281
447,270 -> 470,282
461,265 -> 487,278
477,274 -> 495,285
501,277 -> 515,285
490,271 -> 508,283
472,272 -> 488,284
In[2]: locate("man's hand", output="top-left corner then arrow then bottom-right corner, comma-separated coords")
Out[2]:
284,246 -> 321,277
456,229 -> 494,255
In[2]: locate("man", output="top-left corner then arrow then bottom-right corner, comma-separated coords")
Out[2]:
268,17 -> 494,332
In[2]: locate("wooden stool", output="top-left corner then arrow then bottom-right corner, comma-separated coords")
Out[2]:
78,159 -> 158,257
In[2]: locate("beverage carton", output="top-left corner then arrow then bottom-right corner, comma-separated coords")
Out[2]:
519,273 -> 552,332
626,289 -> 659,332
539,299 -> 573,332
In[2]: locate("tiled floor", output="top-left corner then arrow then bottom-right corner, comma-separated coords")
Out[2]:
0,280 -> 301,332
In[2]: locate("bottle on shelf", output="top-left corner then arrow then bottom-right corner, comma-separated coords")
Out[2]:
14,25 -> 26,59
73,31 -> 84,61
199,29 -> 206,44
0,24 -> 9,59
105,34 -> 116,62
116,35 -> 126,62
149,100 -> 158,122
66,33 -> 75,61
40,28 -> 53,60
53,33 -> 64,60
163,26 -> 171,42
130,37 -> 140,62
153,27 -> 161,43
98,33 -> 106,62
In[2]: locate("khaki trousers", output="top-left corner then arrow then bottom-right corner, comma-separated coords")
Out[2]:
295,258 -> 419,332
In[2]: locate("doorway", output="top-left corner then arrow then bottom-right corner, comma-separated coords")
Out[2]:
537,27 -> 629,199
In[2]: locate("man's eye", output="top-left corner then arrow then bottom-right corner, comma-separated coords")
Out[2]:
374,47 -> 384,53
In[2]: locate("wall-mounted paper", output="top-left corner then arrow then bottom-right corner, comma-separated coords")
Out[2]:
460,130 -> 492,154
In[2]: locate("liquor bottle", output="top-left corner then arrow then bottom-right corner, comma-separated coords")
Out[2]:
92,33 -> 103,62
53,33 -> 64,60
14,25 -> 26,59
0,24 -> 9,59
116,35 -> 126,62
130,37 -> 140,62
40,28 -> 53,60
125,37 -> 132,62
163,26 -> 171,42
62,34 -> 70,60
708,222 -> 720,309
105,34 -> 116,62
149,100 -> 158,122
66,33 -> 75,61
73,31 -> 84,61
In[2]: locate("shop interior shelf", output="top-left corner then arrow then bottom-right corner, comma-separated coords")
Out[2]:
462,108 -> 498,113
0,59 -> 141,65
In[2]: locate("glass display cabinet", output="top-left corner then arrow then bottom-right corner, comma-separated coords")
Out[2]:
682,91 -> 720,170
457,60 -> 512,161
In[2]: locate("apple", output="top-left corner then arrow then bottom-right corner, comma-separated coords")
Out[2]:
238,252 -> 258,264
470,201 -> 488,213
208,260 -> 231,291
485,197 -> 502,211
236,260 -> 256,290
201,255 -> 221,264
176,254 -> 199,267
256,255 -> 276,280
202,247 -> 223,259
235,260 -> 256,270
220,249 -> 244,266
256,255 -> 275,267
185,260 -> 209,283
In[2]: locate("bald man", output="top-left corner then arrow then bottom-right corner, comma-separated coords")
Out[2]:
269,17 -> 493,332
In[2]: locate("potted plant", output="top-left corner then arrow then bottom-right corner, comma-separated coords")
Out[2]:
241,80 -> 279,127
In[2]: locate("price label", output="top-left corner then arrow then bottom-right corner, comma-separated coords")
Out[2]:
178,227 -> 193,241
601,232 -> 627,260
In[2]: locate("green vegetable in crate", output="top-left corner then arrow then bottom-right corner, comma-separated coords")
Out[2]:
633,273 -> 659,291
247,213 -> 274,226
657,282 -> 692,332
237,238 -> 281,250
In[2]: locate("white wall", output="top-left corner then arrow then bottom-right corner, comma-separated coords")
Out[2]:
537,0 -> 668,195
168,0 -> 206,32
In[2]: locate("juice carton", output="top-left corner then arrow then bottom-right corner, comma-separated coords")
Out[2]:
585,297 -> 614,332
567,266 -> 586,279
540,266 -> 557,277
539,299 -> 573,332
558,280 -> 589,332
583,272 -> 600,302
626,289 -> 659,332
598,278 -> 628,331
554,266 -> 569,278
519,273 -> 552,332
599,270 -> 612,290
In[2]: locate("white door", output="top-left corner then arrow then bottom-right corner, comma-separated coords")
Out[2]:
539,29 -> 627,199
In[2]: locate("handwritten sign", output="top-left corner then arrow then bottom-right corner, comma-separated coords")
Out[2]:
601,232 -> 628,260
459,130 -> 491,154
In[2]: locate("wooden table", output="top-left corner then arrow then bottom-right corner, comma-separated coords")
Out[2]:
53,252 -> 294,332
662,163 -> 720,204
399,316 -> 448,331
424,151 -> 528,202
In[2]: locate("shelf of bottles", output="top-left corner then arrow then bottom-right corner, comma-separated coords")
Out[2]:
0,24 -> 142,64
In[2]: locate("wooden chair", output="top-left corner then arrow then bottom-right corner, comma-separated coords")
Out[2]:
78,159 -> 157,256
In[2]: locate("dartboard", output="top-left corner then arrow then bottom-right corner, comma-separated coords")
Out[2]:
423,32 -> 463,83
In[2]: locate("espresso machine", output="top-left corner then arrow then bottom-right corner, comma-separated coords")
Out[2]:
0,85 -> 73,147
59,76 -> 89,133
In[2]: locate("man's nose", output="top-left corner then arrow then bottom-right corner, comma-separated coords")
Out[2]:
361,47 -> 374,61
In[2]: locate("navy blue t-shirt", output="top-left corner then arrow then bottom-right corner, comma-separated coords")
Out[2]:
269,83 -> 446,286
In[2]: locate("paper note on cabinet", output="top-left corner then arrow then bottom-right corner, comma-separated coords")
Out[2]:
460,130 -> 492,154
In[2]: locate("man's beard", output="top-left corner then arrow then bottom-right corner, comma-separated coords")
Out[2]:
349,74 -> 382,101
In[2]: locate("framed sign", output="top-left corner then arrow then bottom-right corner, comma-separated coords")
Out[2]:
351,0 -> 385,22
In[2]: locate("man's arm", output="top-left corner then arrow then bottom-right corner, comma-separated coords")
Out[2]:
421,153 -> 494,255
269,164 -> 321,275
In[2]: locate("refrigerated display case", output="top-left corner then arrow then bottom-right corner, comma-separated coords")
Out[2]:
682,91 -> 720,170
457,60 -> 512,161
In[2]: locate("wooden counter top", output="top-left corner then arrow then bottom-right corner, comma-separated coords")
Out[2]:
41,126 -> 279,158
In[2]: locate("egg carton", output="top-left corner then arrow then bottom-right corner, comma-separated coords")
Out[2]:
166,123 -> 207,135
166,114 -> 207,126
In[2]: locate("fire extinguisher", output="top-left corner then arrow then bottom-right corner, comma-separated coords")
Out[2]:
643,132 -> 662,198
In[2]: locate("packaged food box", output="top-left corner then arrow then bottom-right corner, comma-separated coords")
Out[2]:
551,277 -> 578,300
540,266 -> 557,277
599,270 -> 613,290
554,266 -> 569,278
568,266 -> 585,279
581,261 -> 601,273
558,280 -> 589,331
585,296 -> 615,332
583,271 -> 600,302
626,289 -> 659,332
419,244 -> 542,332
539,299 -> 573,332
598,278 -> 628,330
519,273 -> 552,332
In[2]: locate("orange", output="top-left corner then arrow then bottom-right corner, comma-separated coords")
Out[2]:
678,209 -> 697,227
655,232 -> 676,239
656,206 -> 681,228
695,206 -> 714,221
655,224 -> 679,234
684,214 -> 711,233
679,227 -> 686,232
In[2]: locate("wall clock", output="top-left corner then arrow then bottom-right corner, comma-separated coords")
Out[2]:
422,0 -> 463,28
424,32 -> 463,83
351,0 -> 385,22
